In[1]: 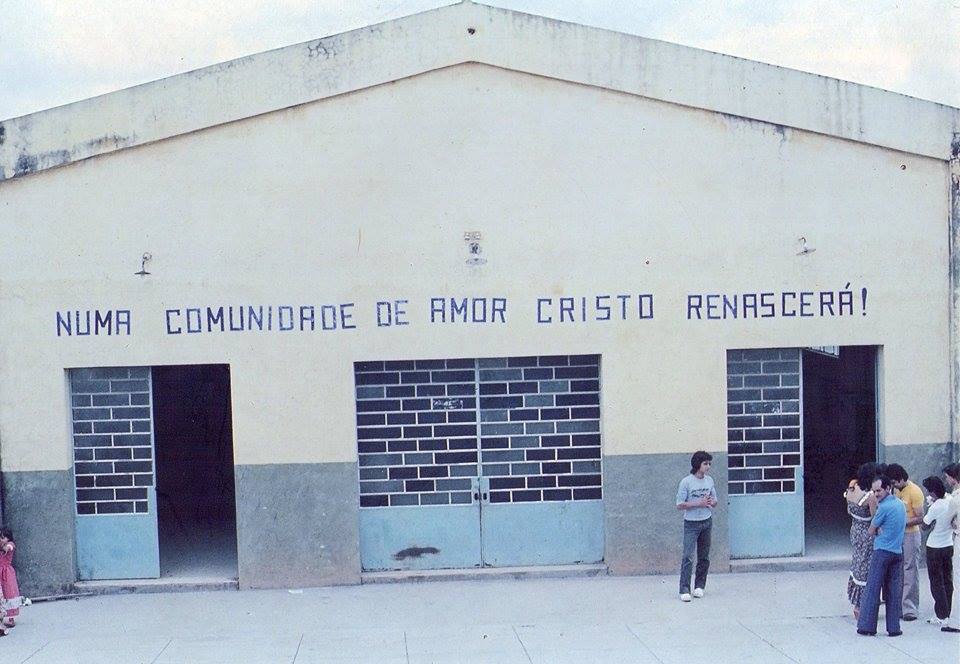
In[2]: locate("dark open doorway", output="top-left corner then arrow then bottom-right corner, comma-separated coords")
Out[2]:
802,346 -> 878,557
152,364 -> 238,580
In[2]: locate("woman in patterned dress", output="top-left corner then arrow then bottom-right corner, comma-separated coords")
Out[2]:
845,463 -> 882,619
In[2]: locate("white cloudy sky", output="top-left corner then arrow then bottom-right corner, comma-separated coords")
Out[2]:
1,0 -> 958,121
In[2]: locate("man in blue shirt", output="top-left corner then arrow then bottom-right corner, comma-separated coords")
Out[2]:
857,474 -> 907,637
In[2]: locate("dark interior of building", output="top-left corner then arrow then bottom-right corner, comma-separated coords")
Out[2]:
802,346 -> 877,557
152,364 -> 238,579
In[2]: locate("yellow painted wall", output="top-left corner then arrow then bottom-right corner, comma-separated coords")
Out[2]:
0,64 -> 949,470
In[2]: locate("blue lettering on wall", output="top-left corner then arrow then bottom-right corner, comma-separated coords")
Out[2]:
166,309 -> 182,334
537,298 -> 552,324
278,305 -> 294,331
686,285 -> 868,320
340,303 -> 356,329
116,310 -> 131,335
186,308 -> 202,333
229,306 -> 244,331
376,301 -> 393,327
302,306 -> 316,331
159,304 -> 360,334
249,306 -> 264,330
596,295 -> 610,321
56,287 -> 871,339
430,297 -> 507,324
207,307 -> 225,332
638,294 -> 654,319
56,310 -> 132,337
706,294 -> 721,320
394,300 -> 409,326
538,294 -> 655,323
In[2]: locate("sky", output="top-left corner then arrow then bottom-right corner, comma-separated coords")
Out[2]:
1,0 -> 958,121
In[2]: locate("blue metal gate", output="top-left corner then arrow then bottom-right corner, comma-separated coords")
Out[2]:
727,349 -> 804,558
70,367 -> 160,579
356,355 -> 604,571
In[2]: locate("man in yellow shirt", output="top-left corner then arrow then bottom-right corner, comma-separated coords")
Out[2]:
889,464 -> 924,621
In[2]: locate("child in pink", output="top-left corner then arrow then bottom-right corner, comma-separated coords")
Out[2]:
0,526 -> 23,634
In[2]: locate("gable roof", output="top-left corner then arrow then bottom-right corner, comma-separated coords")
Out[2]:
2,0 -> 958,182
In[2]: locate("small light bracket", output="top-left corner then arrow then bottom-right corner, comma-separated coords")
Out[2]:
135,252 -> 152,276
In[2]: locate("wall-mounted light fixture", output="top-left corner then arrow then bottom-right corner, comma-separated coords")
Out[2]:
135,252 -> 152,276
796,237 -> 815,256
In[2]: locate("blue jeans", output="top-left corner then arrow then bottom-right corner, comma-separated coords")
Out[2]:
679,517 -> 711,594
857,548 -> 903,635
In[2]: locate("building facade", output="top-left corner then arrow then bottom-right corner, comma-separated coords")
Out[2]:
1,2 -> 959,594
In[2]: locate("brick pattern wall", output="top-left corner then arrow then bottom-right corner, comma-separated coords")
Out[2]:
479,355 -> 601,504
354,355 -> 602,508
726,349 -> 801,495
70,367 -> 154,515
355,359 -> 478,508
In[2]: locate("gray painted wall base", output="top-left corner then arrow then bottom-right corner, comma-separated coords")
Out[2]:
880,442 -> 954,484
603,452 -> 729,576
11,445 -> 952,594
1,469 -> 76,595
234,462 -> 361,589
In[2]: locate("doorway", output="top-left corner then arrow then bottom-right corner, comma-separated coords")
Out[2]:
152,364 -> 238,580
801,346 -> 878,557
726,346 -> 879,559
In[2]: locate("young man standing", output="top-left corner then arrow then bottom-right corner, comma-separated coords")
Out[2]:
676,450 -> 718,602
857,474 -> 907,637
888,463 -> 924,621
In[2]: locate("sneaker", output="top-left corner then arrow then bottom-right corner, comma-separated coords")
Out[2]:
927,617 -> 943,625
942,625 -> 960,633
902,615 -> 918,622
692,588 -> 704,598
679,593 -> 692,602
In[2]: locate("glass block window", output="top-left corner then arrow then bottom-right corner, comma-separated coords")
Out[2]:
70,367 -> 154,515
355,355 -> 602,507
726,349 -> 801,495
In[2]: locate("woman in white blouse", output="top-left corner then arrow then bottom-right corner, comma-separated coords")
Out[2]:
921,476 -> 954,624
940,463 -> 960,633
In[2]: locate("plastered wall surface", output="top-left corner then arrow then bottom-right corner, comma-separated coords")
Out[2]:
0,64 -> 950,471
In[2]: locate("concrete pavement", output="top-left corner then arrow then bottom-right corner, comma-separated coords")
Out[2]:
2,569 -> 956,663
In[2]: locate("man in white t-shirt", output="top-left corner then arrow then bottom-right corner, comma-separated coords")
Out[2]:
941,463 -> 960,633
675,450 -> 719,602
921,475 -> 954,624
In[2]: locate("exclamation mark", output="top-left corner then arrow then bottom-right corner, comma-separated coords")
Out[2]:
861,288 -> 868,316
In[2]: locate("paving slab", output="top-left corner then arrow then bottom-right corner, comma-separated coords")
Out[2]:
3,569 -> 956,663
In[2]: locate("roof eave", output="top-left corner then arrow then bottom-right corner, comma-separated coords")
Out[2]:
2,1 -> 958,182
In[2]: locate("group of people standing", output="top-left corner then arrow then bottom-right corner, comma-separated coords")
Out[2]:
845,461 -> 960,636
674,450 -> 960,639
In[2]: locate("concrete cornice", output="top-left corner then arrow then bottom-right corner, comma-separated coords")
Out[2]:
2,0 -> 959,182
